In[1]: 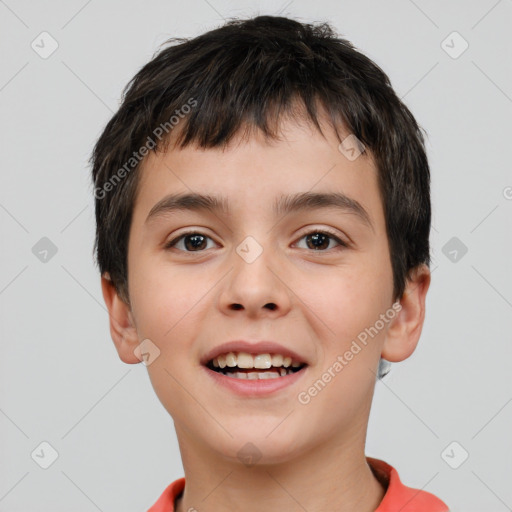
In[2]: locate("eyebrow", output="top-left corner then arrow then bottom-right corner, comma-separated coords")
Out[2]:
145,191 -> 373,230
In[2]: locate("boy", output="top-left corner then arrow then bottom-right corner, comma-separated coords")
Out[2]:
91,15 -> 449,511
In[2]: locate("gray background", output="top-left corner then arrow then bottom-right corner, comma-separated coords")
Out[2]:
1,0 -> 511,510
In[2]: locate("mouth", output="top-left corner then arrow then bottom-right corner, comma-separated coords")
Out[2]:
205,351 -> 307,380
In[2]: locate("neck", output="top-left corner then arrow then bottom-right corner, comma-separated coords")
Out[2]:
174,426 -> 385,512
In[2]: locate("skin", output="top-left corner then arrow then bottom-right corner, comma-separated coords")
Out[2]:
101,113 -> 430,512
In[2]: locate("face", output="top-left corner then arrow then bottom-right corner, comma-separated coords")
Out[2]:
121,115 -> 399,465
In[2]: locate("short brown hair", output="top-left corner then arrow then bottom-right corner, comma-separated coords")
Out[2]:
90,15 -> 431,313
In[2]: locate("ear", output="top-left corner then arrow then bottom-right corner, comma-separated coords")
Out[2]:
101,273 -> 141,364
381,264 -> 431,362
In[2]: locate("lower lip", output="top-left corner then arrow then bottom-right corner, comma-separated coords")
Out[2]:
202,366 -> 307,397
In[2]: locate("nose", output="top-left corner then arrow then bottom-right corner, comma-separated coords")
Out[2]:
217,241 -> 293,319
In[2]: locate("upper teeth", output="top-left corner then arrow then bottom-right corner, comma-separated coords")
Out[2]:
211,352 -> 302,369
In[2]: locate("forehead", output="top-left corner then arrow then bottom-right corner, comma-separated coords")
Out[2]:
132,115 -> 383,230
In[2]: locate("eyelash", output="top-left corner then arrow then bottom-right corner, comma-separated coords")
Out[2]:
164,228 -> 349,253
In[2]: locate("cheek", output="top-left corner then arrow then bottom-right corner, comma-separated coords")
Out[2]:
295,271 -> 388,424
307,264 -> 391,346
129,257 -> 208,340
130,262 -> 208,418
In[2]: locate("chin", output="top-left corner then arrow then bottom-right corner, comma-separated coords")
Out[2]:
205,423 -> 311,467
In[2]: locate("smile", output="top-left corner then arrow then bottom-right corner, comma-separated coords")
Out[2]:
207,351 -> 307,380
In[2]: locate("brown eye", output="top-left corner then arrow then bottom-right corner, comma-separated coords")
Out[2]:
306,232 -> 330,250
165,232 -> 215,252
295,230 -> 347,251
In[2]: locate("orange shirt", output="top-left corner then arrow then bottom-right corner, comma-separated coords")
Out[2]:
147,457 -> 449,511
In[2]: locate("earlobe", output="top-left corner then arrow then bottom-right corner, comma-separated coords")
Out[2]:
381,264 -> 431,363
101,273 -> 141,364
